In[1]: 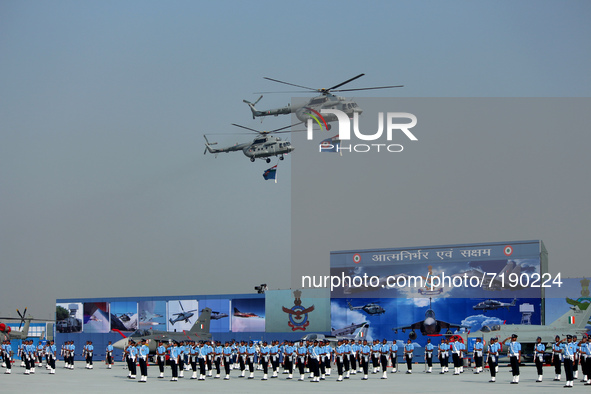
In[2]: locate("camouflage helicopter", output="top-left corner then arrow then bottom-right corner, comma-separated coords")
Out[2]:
243,73 -> 403,128
203,123 -> 298,163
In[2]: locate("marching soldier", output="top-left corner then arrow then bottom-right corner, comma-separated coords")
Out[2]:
323,340 -> 332,376
552,335 -> 564,381
580,335 -> 589,383
105,341 -> 114,369
487,337 -> 499,382
47,340 -> 56,374
3,340 -> 12,374
343,339 -> 351,378
169,342 -> 180,381
450,337 -> 462,375
138,339 -> 149,383
404,338 -> 414,374
296,339 -> 307,381
223,341 -> 233,380
86,341 -> 94,369
178,341 -> 185,378
371,339 -> 381,374
205,340 -> 214,377
270,340 -> 280,378
127,340 -> 137,379
317,340 -> 326,380
36,341 -> 44,367
238,340 -> 246,378
534,336 -> 546,382
259,340 -> 270,380
390,339 -> 399,373
198,341 -> 208,380
308,340 -> 320,383
380,339 -> 390,378
501,334 -> 521,384
246,341 -> 256,379
189,341 -> 198,379
335,339 -> 345,382
438,338 -> 447,373
360,339 -> 371,380
573,335 -> 580,380
425,338 -> 434,373
563,334 -> 576,388
214,341 -> 223,378
283,340 -> 294,379
473,337 -> 483,374
156,341 -> 166,378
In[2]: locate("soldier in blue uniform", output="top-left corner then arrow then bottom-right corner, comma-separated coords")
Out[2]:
501,334 -> 521,384
573,335 -> 580,380
198,341 -> 208,380
438,338 -> 449,373
317,340 -> 326,380
534,336 -> 546,382
360,339 -> 371,380
48,340 -> 56,374
579,335 -> 588,383
371,339 -> 381,374
213,341 -> 223,378
425,338 -> 434,373
404,338 -> 414,374
487,337 -> 499,382
246,341 -> 256,379
308,340 -> 321,383
552,335 -> 564,381
3,340 -> 12,374
270,340 -> 280,378
127,340 -> 137,379
283,340 -> 294,379
450,337 -> 462,375
106,341 -> 114,369
380,339 -> 390,379
349,339 -> 358,374
156,341 -> 166,378
343,339 -> 351,378
138,339 -> 149,382
169,342 -> 180,381
86,341 -> 94,369
335,340 -> 344,382
296,339 -> 307,381
473,337 -> 483,374
563,334 -> 576,388
323,340 -> 332,376
259,340 -> 270,380
188,341 -> 197,379
390,339 -> 399,373
223,341 -> 233,380
238,340 -> 246,378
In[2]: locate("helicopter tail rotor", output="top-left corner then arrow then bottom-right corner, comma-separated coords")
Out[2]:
243,95 -> 263,119
203,135 -> 218,155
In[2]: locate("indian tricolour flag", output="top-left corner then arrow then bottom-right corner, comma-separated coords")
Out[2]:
568,316 -> 575,324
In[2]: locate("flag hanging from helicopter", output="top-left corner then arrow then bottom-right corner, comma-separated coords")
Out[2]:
320,135 -> 341,154
263,165 -> 277,182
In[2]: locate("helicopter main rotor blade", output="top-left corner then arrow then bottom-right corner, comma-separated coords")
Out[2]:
231,124 -> 261,133
327,73 -> 365,91
253,90 -> 315,94
263,77 -> 316,92
332,85 -> 404,92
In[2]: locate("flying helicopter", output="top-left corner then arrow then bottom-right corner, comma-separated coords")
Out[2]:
243,73 -> 403,127
204,123 -> 299,163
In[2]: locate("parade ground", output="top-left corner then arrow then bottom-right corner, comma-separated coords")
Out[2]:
2,362 -> 590,393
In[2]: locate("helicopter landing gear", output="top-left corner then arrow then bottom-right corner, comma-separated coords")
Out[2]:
250,157 -> 255,162
266,158 -> 271,163
279,155 -> 284,160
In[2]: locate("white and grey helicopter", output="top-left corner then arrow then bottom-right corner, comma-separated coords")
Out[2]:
243,73 -> 403,127
203,123 -> 298,163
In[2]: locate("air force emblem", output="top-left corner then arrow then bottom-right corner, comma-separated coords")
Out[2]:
282,290 -> 315,331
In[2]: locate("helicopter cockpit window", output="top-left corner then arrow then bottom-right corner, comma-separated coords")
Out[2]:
480,326 -> 491,332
